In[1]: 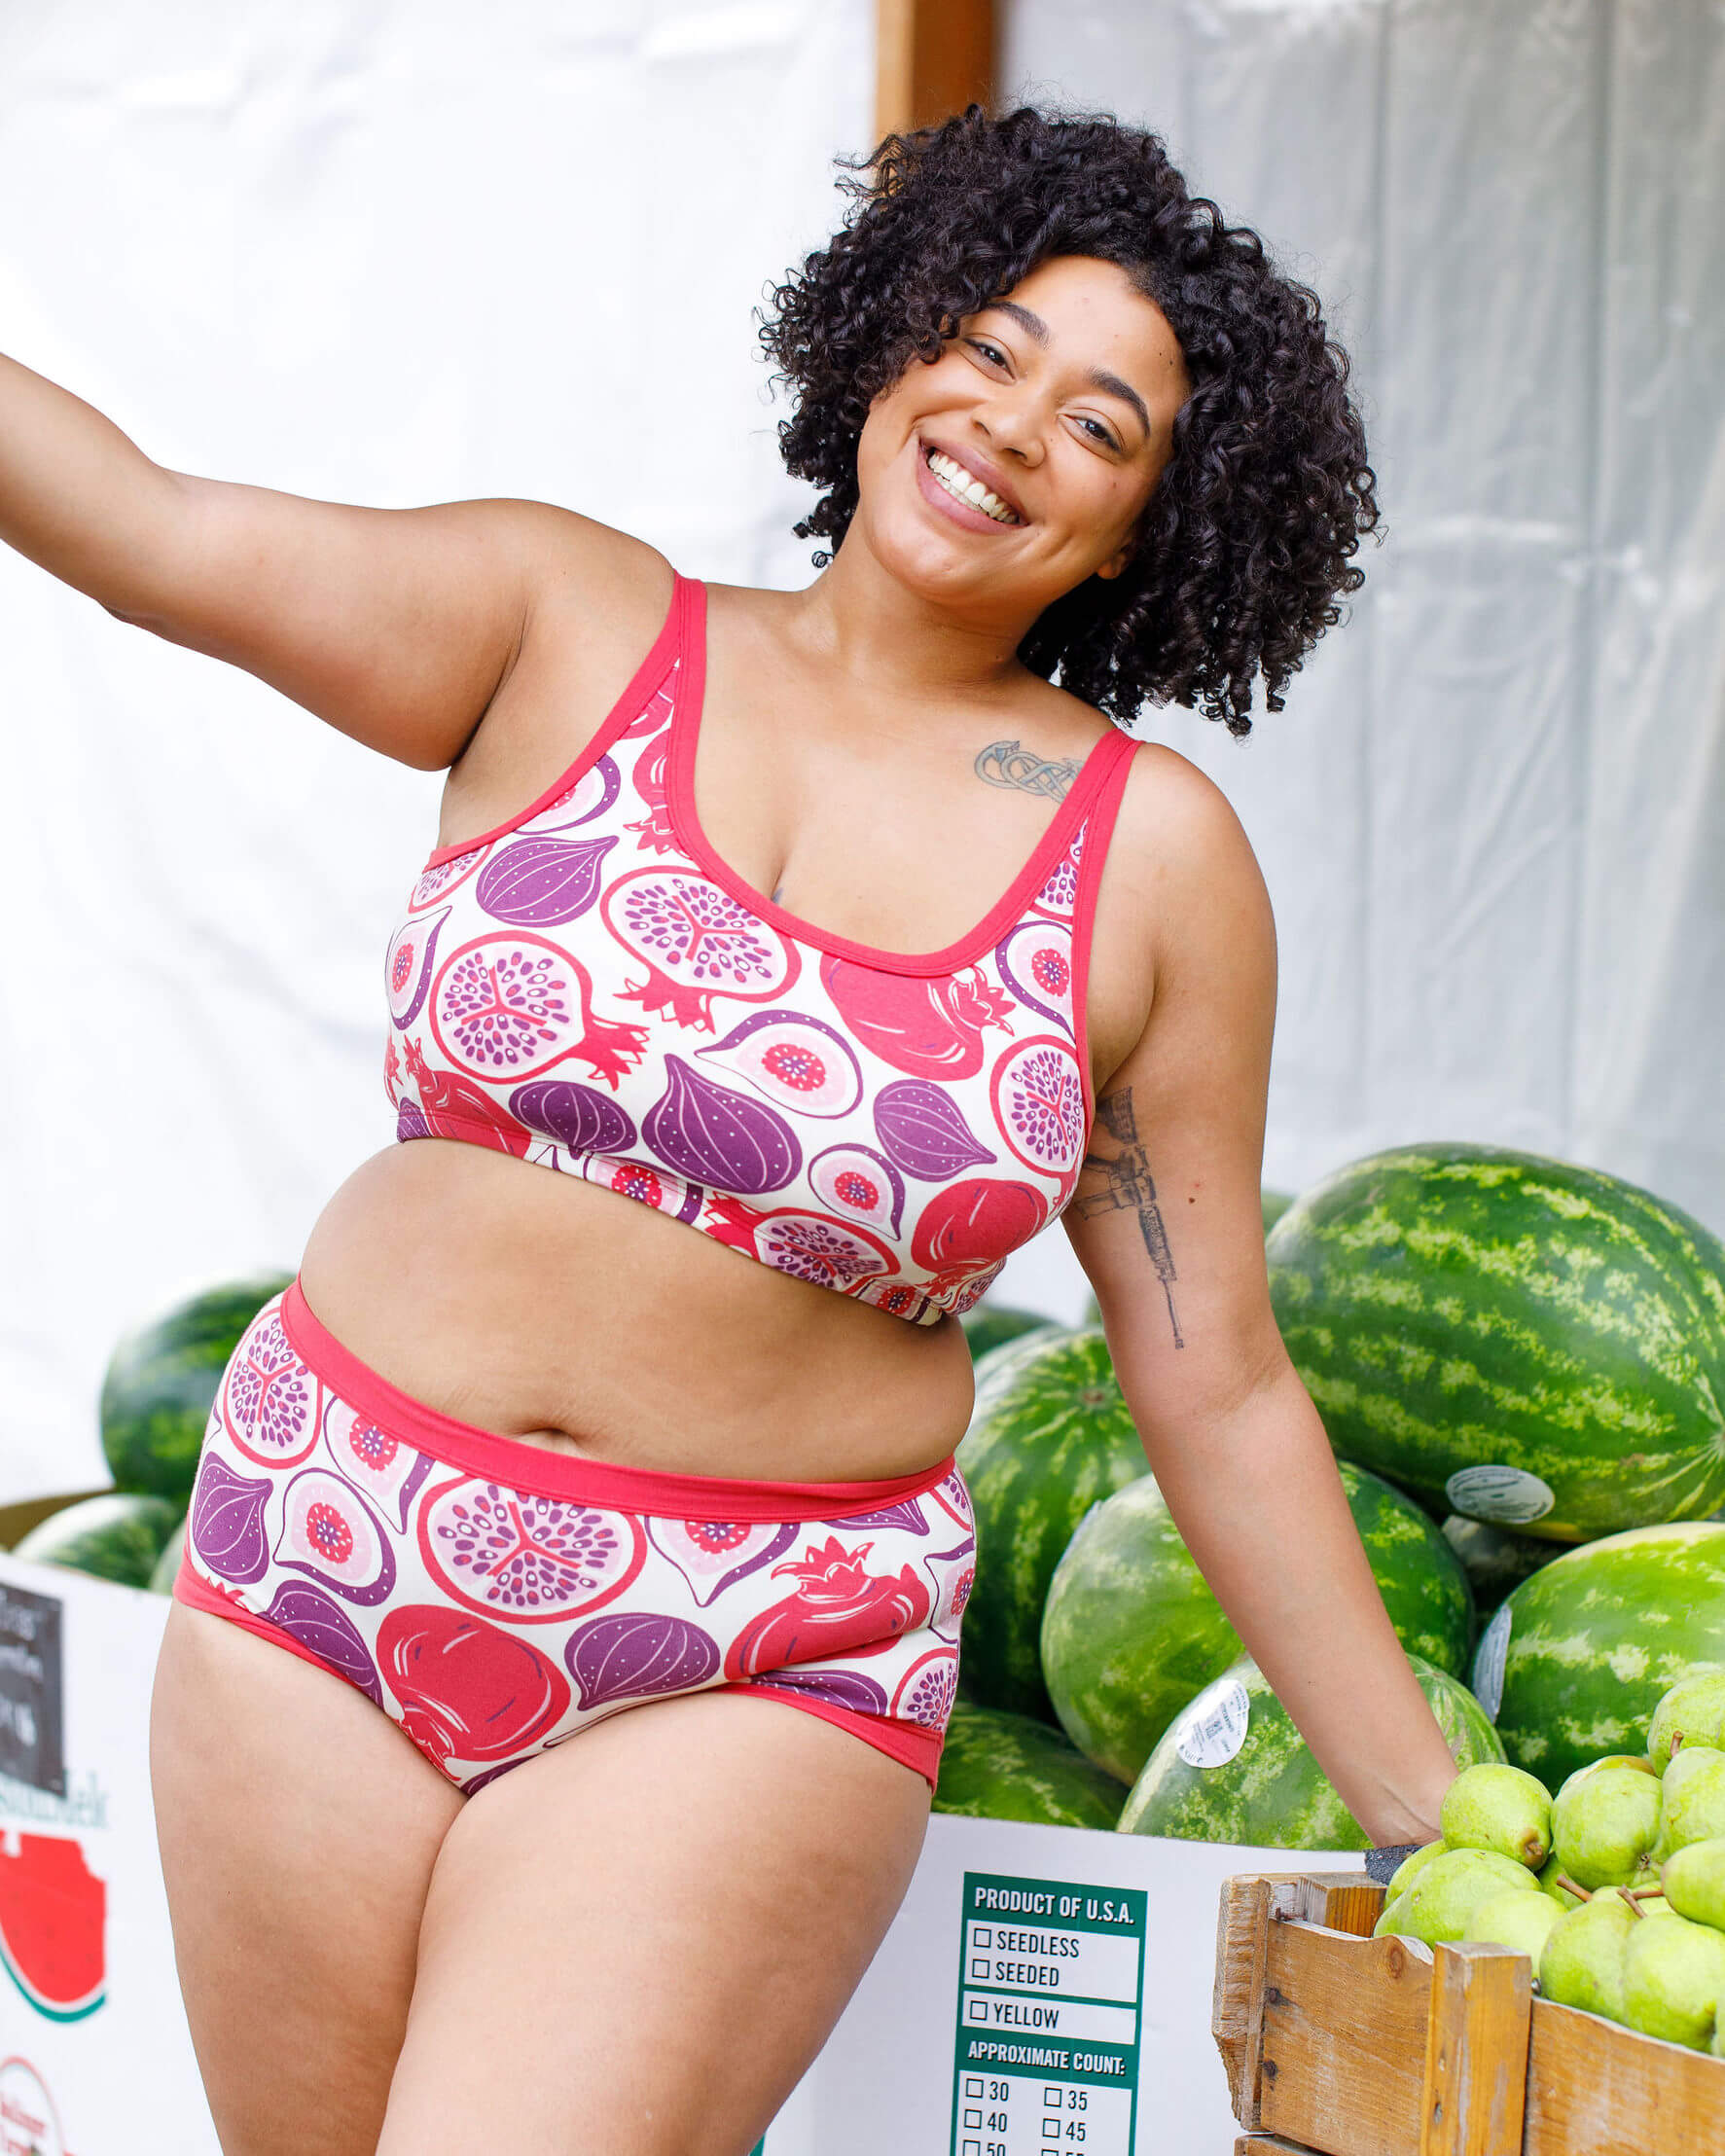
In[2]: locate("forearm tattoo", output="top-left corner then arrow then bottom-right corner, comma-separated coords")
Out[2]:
1072,1084 -> 1185,1348
974,738 -> 1083,802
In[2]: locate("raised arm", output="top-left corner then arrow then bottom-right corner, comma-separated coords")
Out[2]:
1065,746 -> 1458,1846
0,349 -> 661,771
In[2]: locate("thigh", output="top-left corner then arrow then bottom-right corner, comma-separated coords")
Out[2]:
149,1601 -> 464,2156
377,1691 -> 932,2156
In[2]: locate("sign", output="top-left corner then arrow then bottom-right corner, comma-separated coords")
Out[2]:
0,1585 -> 63,1799
949,1872 -> 1144,2156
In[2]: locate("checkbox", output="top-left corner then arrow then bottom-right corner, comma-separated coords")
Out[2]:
967,1998 -> 989,2024
964,2078 -> 984,2099
969,1956 -> 990,1980
1044,2087 -> 1063,2106
1042,2122 -> 1061,2142
962,2143 -> 981,2156
963,2109 -> 982,2129
973,1925 -> 992,1947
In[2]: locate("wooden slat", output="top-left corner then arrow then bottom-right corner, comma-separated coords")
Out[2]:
875,0 -> 993,140
1418,1942 -> 1531,2156
1523,1994 -> 1725,2152
1235,2137 -> 1318,2154
1258,1922 -> 1434,2156
1214,1876 -> 1317,2127
1287,1873 -> 1384,1939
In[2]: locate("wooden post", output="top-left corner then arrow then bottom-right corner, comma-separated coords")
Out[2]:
875,0 -> 994,141
1419,1941 -> 1532,2156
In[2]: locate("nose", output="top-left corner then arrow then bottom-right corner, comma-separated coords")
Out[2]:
976,392 -> 1045,468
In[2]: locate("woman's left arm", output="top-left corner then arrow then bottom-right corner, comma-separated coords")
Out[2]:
1065,749 -> 1457,1847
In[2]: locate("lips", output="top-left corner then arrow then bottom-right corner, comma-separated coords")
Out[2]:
917,433 -> 1026,523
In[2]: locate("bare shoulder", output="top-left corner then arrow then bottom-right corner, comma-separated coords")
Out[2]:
1109,733 -> 1271,933
442,511 -> 675,820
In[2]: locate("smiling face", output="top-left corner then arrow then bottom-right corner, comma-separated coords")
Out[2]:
849,253 -> 1192,631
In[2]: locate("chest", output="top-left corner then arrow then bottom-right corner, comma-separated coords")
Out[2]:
434,592 -> 1154,1105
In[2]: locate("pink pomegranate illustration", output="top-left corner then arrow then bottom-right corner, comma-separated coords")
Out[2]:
818,957 -> 1015,1079
724,1538 -> 933,1680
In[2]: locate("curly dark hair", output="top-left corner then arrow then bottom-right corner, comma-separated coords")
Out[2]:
755,101 -> 1381,737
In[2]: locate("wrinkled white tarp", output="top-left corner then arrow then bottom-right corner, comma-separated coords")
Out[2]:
0,0 -> 1720,1499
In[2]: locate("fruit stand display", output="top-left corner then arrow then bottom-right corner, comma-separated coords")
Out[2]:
1215,1869 -> 1725,2155
10,1139 -> 1725,2152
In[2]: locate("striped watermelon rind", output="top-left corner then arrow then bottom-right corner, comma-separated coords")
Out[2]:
955,1327 -> 1149,1721
13,1493 -> 182,1590
959,1302 -> 1064,1364
1119,1651 -> 1505,1851
934,1702 -> 1127,1830
1041,1460 -> 1474,1785
1266,1144 -> 1725,1543
148,1516 -> 189,1597
1480,1523 -> 1725,1788
99,1272 -> 295,1505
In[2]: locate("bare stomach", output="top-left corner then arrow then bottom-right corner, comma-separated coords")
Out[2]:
294,1139 -> 978,1484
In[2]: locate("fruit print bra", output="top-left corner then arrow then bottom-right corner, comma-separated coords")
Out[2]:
382,570 -> 1138,1325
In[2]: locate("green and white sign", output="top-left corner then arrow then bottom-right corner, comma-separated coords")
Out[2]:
950,1871 -> 1145,2156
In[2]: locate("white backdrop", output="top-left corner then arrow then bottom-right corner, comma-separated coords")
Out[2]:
1,0 -> 1721,1500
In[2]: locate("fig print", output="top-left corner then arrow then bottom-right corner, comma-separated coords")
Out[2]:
641,1056 -> 801,1193
384,903 -> 451,1029
475,832 -> 617,926
644,1519 -> 798,1605
808,1142 -> 908,1239
993,917 -> 1075,1033
189,1453 -> 272,1584
406,840 -> 492,913
273,1468 -> 397,1605
694,1008 -> 863,1118
321,1402 -> 434,1531
262,1581 -> 384,1706
532,750 -> 621,830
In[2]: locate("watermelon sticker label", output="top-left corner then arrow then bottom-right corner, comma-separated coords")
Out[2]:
0,2055 -> 66,2156
1173,1676 -> 1250,1769
1472,1602 -> 1513,1721
951,1871 -> 1144,2156
1444,1465 -> 1555,1527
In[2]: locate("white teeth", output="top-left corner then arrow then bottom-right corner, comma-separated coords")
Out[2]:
926,448 -> 1021,523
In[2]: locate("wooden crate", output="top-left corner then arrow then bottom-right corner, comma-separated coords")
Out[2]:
1212,1869 -> 1725,2155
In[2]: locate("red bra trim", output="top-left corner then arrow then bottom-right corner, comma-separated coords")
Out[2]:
1070,735 -> 1142,1134
666,573 -> 1136,979
420,566 -> 684,871
279,1276 -> 957,1520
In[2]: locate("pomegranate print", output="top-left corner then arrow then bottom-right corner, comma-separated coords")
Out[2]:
417,1477 -> 647,1623
176,1287 -> 979,1788
724,1537 -> 933,1680
219,1306 -> 320,1470
381,570 -> 1135,1322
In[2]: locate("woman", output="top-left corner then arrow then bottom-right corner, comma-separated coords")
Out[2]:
3,104 -> 1455,2154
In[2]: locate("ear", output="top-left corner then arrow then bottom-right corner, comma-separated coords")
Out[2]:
1096,537 -> 1136,582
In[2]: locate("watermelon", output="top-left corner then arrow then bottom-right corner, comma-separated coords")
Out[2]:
0,1833 -> 106,2022
149,1516 -> 189,1597
13,1492 -> 182,1589
1041,1460 -> 1474,1785
1476,1523 -> 1725,1788
100,1271 -> 294,1504
1119,1651 -> 1504,1849
934,1702 -> 1128,1829
954,1327 -> 1148,1720
1266,1144 -> 1725,1543
1441,1514 -> 1562,1620
959,1301 -> 1063,1363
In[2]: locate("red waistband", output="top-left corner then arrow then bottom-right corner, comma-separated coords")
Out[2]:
278,1276 -> 957,1522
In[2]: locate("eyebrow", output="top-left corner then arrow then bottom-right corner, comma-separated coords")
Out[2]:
984,300 -> 1153,442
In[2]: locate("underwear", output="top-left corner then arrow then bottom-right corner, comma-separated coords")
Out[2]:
172,1282 -> 973,1793
382,568 -> 1139,1325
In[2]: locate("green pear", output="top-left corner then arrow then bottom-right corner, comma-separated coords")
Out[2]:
1464,1886 -> 1562,1960
1386,1839 -> 1445,1896
1373,1891 -> 1409,1939
1621,1911 -> 1725,2049
1441,1762 -> 1553,1868
1537,1855 -> 1590,1910
1660,1838 -> 1725,1929
1647,1674 -> 1725,1769
1396,1848 -> 1541,1948
1538,1891 -> 1639,2021
1551,1762 -> 1664,1888
1654,1748 -> 1725,1859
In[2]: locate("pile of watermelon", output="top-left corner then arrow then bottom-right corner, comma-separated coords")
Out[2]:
9,1273 -> 293,1592
937,1142 -> 1725,1846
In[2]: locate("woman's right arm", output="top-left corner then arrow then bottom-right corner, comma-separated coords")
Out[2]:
0,350 -> 663,772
